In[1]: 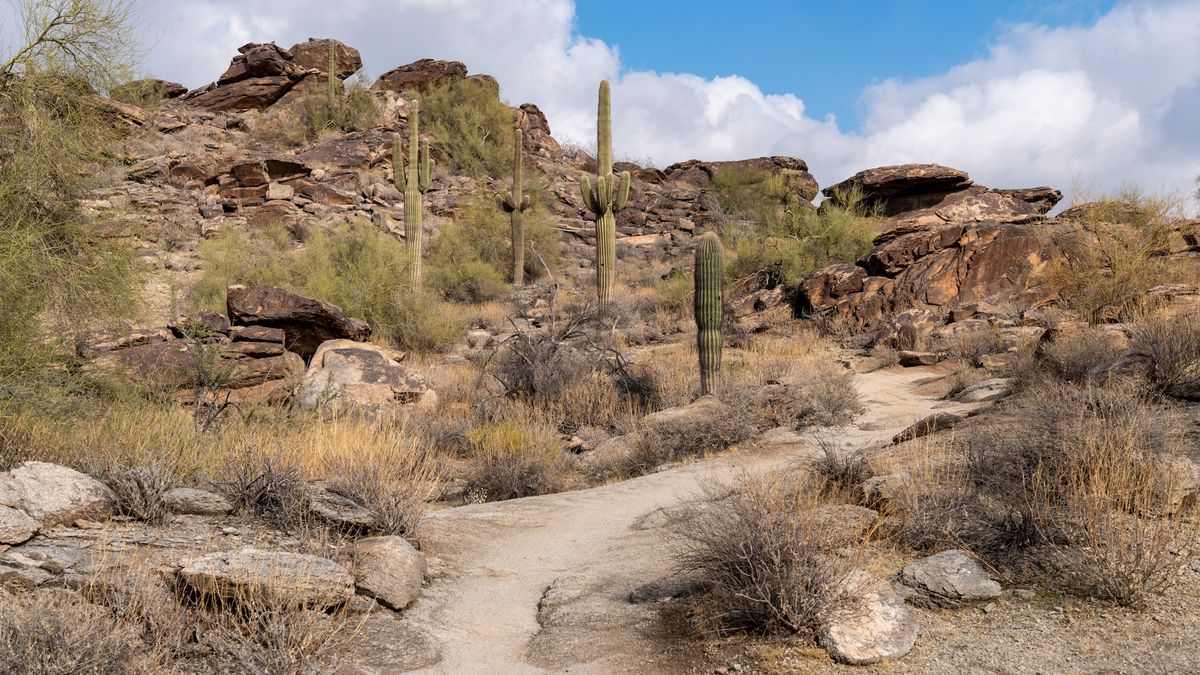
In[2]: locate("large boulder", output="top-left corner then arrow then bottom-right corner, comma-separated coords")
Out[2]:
0,462 -> 115,528
287,38 -> 362,79
111,78 -> 188,103
226,286 -> 371,360
349,536 -> 426,610
184,42 -> 312,112
295,340 -> 435,410
822,163 -> 973,216
178,549 -> 355,609
373,59 -> 467,94
819,571 -> 919,665
665,156 -> 819,202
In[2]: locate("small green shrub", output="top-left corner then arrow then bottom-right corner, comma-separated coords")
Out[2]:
421,78 -> 515,178
303,75 -> 383,140
462,418 -> 568,502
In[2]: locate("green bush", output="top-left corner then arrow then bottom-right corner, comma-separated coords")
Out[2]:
712,168 -> 878,289
421,78 -> 515,178
193,221 -> 466,353
303,75 -> 383,140
426,193 -> 564,302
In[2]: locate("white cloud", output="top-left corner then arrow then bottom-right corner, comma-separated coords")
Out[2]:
118,0 -> 1200,206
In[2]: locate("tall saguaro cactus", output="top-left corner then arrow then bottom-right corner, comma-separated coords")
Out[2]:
580,80 -> 630,305
496,126 -> 531,286
694,232 -> 724,396
394,99 -> 433,289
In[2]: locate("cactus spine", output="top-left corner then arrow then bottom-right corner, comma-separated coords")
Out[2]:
694,232 -> 724,396
580,80 -> 630,305
399,99 -> 433,289
496,125 -> 531,285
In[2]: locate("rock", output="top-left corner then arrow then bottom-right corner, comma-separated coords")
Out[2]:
172,310 -> 231,336
809,505 -> 879,543
111,78 -> 187,102
993,187 -> 1063,214
892,412 -> 964,443
860,472 -> 913,509
231,160 -> 270,187
229,325 -> 286,343
178,548 -> 355,609
664,156 -> 820,202
640,395 -> 731,436
0,505 -> 39,545
892,549 -> 1002,608
822,163 -> 973,216
222,341 -> 286,357
265,182 -> 294,201
162,488 -> 233,516
898,351 -> 939,367
373,59 -> 467,94
0,550 -> 54,589
307,489 -> 375,532
287,38 -> 362,79
874,187 -> 1044,243
349,536 -> 426,610
226,285 -> 371,360
819,570 -> 919,665
75,326 -> 172,358
295,340 -> 435,410
0,462 -> 114,528
954,378 -> 1013,403
218,42 -> 297,84
186,75 -> 299,112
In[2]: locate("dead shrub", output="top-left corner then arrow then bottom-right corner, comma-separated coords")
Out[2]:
1130,311 -> 1200,400
757,363 -> 863,429
671,474 -> 863,638
323,442 -> 440,539
461,418 -> 568,502
1040,328 -> 1127,384
942,366 -> 985,399
199,606 -> 352,675
0,590 -> 152,675
808,434 -> 873,499
946,330 -> 1006,367
607,413 -> 757,480
106,462 -> 175,524
214,447 -> 310,529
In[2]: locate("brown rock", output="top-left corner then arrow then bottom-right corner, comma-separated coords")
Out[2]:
231,160 -> 270,187
111,78 -> 187,102
898,351 -> 939,367
993,187 -> 1062,214
295,340 -> 433,409
823,163 -> 973,216
178,548 -> 354,609
223,341 -> 286,357
230,325 -> 287,343
287,38 -> 363,79
350,536 -> 426,610
665,156 -> 819,202
226,286 -> 371,360
186,76 -> 299,112
218,43 -> 296,84
373,59 -> 467,94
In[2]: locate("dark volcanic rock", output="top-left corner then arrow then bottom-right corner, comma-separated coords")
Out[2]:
226,285 -> 371,360
373,59 -> 467,94
287,38 -> 362,79
823,163 -> 973,216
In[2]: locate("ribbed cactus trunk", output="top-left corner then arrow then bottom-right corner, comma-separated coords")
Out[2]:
401,99 -> 433,290
694,233 -> 724,396
496,126 -> 531,286
580,81 -> 630,306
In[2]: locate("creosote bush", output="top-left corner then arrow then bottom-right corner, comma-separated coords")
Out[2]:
421,77 -> 516,178
462,418 -> 568,502
1129,310 -> 1200,400
671,473 -> 863,638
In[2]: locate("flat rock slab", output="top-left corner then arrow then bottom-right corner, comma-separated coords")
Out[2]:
178,548 -> 354,609
350,536 -> 426,610
892,411 -> 964,443
954,378 -> 1014,403
0,462 -> 114,527
821,570 -> 919,665
893,549 -> 1002,608
162,488 -> 233,516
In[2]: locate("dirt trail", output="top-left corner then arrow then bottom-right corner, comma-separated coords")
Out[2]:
400,365 -> 967,674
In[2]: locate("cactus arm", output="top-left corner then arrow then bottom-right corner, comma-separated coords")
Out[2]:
694,232 -> 724,395
392,132 -> 406,193
597,80 -> 612,177
613,170 -> 631,212
581,175 -> 598,213
418,140 -> 433,193
520,194 -> 531,211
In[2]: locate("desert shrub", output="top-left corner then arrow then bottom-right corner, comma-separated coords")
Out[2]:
427,193 -> 563,299
303,75 -> 382,139
946,330 -> 1007,367
751,361 -> 862,430
1039,327 -> 1127,384
0,590 -> 151,675
253,107 -> 309,149
942,366 -> 986,399
1129,311 -> 1200,400
713,170 -> 878,289
199,606 -> 350,675
106,463 -> 176,523
194,222 -> 467,353
809,434 -> 873,499
323,440 -> 441,538
671,474 -> 863,638
606,411 -> 757,481
421,77 -> 515,178
462,418 -> 568,502
1045,188 -> 1189,322
214,446 -> 310,529
651,269 -> 692,316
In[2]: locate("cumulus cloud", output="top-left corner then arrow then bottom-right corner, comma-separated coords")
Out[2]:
109,1 -> 1200,204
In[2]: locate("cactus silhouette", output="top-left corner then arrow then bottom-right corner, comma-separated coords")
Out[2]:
694,232 -> 724,396
496,125 -> 532,286
580,80 -> 630,305
396,99 -> 433,289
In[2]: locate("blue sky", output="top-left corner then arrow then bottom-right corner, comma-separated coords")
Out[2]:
575,0 -> 1119,130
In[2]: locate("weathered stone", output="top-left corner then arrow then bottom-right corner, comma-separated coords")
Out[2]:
295,340 -> 434,409
0,550 -> 54,589
287,38 -> 362,79
0,505 -> 39,545
229,325 -> 287,343
893,549 -> 1002,608
820,570 -> 919,665
993,186 -> 1063,214
222,340 -> 286,357
226,286 -> 371,360
665,156 -> 819,202
350,536 -> 426,610
218,42 -> 296,84
373,59 -> 467,94
111,78 -> 187,102
307,489 -> 375,532
162,488 -> 233,516
231,160 -> 270,187
75,327 -> 172,358
0,462 -> 114,528
823,163 -> 973,216
954,378 -> 1013,403
898,351 -> 939,367
178,548 -> 354,609
186,76 -> 298,112
892,412 -> 964,443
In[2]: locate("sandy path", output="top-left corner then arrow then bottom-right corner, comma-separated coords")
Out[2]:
400,365 -> 963,674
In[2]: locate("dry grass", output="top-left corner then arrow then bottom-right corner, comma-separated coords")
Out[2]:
105,462 -> 176,524
461,417 -> 570,502
1040,327 -> 1127,385
670,472 -> 866,639
0,589 -> 153,674
1130,310 -> 1200,400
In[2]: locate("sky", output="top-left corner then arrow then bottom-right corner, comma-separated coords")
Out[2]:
4,0 -> 1198,207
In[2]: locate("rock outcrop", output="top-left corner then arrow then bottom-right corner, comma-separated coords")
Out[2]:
227,285 -> 371,360
892,549 -> 1002,608
373,59 -> 467,94
819,570 -> 919,665
178,548 -> 356,609
349,536 -> 426,610
0,462 -> 115,528
294,339 -> 435,410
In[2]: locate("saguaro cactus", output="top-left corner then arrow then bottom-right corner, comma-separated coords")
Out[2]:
496,125 -> 532,286
396,99 -> 433,289
580,80 -> 630,305
694,232 -> 724,396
